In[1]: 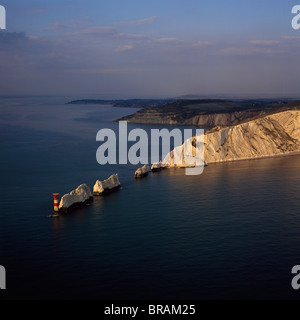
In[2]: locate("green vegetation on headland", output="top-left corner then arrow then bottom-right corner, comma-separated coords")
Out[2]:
66,98 -> 176,108
67,97 -> 300,127
116,99 -> 300,127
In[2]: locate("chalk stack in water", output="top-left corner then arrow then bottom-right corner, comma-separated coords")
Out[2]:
134,164 -> 149,178
151,162 -> 162,172
93,174 -> 121,196
151,161 -> 168,172
58,184 -> 93,214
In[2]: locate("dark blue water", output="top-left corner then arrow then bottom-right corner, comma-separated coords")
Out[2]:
0,96 -> 300,300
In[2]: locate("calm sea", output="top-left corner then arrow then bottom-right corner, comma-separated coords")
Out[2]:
0,96 -> 300,300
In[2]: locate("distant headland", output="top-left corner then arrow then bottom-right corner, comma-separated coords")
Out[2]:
116,99 -> 300,127
67,98 -> 300,128
66,98 -> 177,109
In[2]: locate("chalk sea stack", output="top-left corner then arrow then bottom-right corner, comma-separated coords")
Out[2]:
135,165 -> 149,178
151,161 -> 168,171
93,174 -> 121,196
151,162 -> 162,172
59,184 -> 93,214
160,161 -> 168,169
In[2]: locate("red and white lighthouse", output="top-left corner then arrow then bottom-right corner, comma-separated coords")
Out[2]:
53,193 -> 60,213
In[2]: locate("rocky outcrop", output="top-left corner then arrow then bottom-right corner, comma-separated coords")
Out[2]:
59,184 -> 93,213
151,162 -> 162,172
160,161 -> 168,169
120,109 -> 266,127
188,110 -> 266,127
163,110 -> 300,166
93,174 -> 121,195
117,100 -> 299,127
150,161 -> 168,172
135,165 -> 149,178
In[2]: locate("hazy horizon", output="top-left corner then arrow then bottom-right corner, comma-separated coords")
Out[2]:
1,93 -> 300,101
0,0 -> 300,97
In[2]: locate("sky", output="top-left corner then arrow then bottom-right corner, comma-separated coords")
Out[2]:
0,0 -> 300,98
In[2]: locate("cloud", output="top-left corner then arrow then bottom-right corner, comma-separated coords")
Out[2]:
0,32 -> 51,71
193,40 -> 214,47
66,68 -> 133,74
28,8 -> 46,14
118,33 -> 147,40
58,26 -> 147,41
27,4 -> 74,14
281,36 -> 300,40
248,40 -> 280,46
0,32 -> 28,44
115,45 -> 133,52
69,26 -> 118,37
42,22 -> 67,31
28,35 -> 40,40
218,46 -> 283,56
153,37 -> 183,43
116,16 -> 156,26
42,18 -> 91,32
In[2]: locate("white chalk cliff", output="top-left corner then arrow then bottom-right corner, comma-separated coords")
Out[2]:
163,110 -> 300,166
93,174 -> 121,195
59,184 -> 93,211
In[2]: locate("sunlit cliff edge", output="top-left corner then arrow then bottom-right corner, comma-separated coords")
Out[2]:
164,110 -> 300,166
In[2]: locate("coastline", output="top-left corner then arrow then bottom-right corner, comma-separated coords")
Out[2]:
165,151 -> 300,171
203,150 -> 300,166
1,96 -> 300,300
